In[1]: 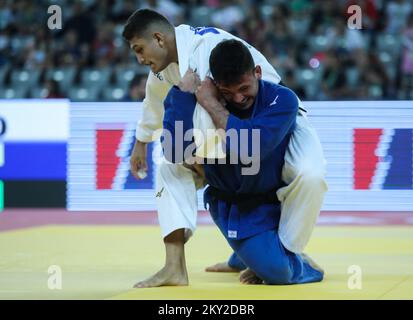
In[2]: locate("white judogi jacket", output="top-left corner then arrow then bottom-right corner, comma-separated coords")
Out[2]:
135,24 -> 281,158
135,25 -> 326,254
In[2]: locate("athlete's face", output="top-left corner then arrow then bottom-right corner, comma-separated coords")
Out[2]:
215,66 -> 262,111
129,32 -> 170,73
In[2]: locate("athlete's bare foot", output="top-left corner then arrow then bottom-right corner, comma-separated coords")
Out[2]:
239,268 -> 263,285
134,229 -> 189,288
205,262 -> 241,273
134,264 -> 188,288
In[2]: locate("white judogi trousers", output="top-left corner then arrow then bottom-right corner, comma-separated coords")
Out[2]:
156,114 -> 328,253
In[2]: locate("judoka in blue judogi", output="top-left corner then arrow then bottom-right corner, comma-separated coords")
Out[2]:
161,39 -> 324,285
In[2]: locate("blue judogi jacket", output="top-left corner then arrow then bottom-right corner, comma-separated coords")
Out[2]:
162,80 -> 299,240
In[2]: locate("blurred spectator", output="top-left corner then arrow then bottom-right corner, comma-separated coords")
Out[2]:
0,1 -> 410,101
401,13 -> 413,99
58,31 -> 83,66
309,0 -> 342,35
321,50 -> 351,100
123,74 -> 147,102
204,0 -> 220,8
110,0 -> 136,23
142,0 -> 184,25
93,23 -> 116,67
283,69 -> 307,101
266,11 -> 294,57
290,0 -> 312,14
0,3 -> 13,30
358,51 -> 390,99
24,41 -> 47,69
211,0 -> 245,32
327,18 -> 365,53
63,2 -> 96,45
385,0 -> 413,34
236,5 -> 266,47
45,80 -> 65,99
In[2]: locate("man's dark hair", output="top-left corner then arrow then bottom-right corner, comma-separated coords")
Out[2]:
122,9 -> 173,41
209,39 -> 255,85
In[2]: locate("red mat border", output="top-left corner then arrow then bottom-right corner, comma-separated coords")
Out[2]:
0,209 -> 412,232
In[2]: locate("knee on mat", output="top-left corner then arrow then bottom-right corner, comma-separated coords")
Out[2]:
260,261 -> 293,285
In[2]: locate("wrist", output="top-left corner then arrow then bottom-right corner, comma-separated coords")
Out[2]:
204,100 -> 229,130
136,139 -> 146,144
178,82 -> 196,94
202,97 -> 221,110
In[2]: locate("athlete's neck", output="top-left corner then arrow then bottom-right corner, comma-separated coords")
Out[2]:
169,31 -> 179,64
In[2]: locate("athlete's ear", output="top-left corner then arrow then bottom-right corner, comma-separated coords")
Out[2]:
153,32 -> 166,47
254,65 -> 262,80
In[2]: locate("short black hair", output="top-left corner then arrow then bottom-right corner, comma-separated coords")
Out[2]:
122,9 -> 173,41
209,39 -> 255,85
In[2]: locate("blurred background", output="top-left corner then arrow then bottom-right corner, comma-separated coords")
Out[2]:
0,0 -> 412,102
0,0 -> 412,211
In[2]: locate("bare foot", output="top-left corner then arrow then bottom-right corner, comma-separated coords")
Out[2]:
239,268 -> 263,285
133,265 -> 188,288
205,262 -> 241,273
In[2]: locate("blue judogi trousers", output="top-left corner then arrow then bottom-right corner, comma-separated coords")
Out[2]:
209,205 -> 324,285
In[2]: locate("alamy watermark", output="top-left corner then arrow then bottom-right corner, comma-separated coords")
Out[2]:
47,265 -> 62,290
156,122 -> 262,176
46,4 -> 362,31
47,5 -> 62,30
347,5 -> 362,30
347,265 -> 362,290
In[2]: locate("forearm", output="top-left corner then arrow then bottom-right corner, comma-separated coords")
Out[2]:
202,99 -> 230,130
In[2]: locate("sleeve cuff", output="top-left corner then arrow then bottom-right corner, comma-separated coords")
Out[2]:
135,128 -> 158,143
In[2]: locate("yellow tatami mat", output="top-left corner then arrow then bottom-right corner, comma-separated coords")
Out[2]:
0,225 -> 412,299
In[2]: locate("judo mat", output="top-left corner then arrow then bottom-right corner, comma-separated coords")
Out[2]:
0,209 -> 412,300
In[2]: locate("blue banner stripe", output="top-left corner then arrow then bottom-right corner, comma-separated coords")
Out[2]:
383,129 -> 413,190
0,142 -> 67,180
